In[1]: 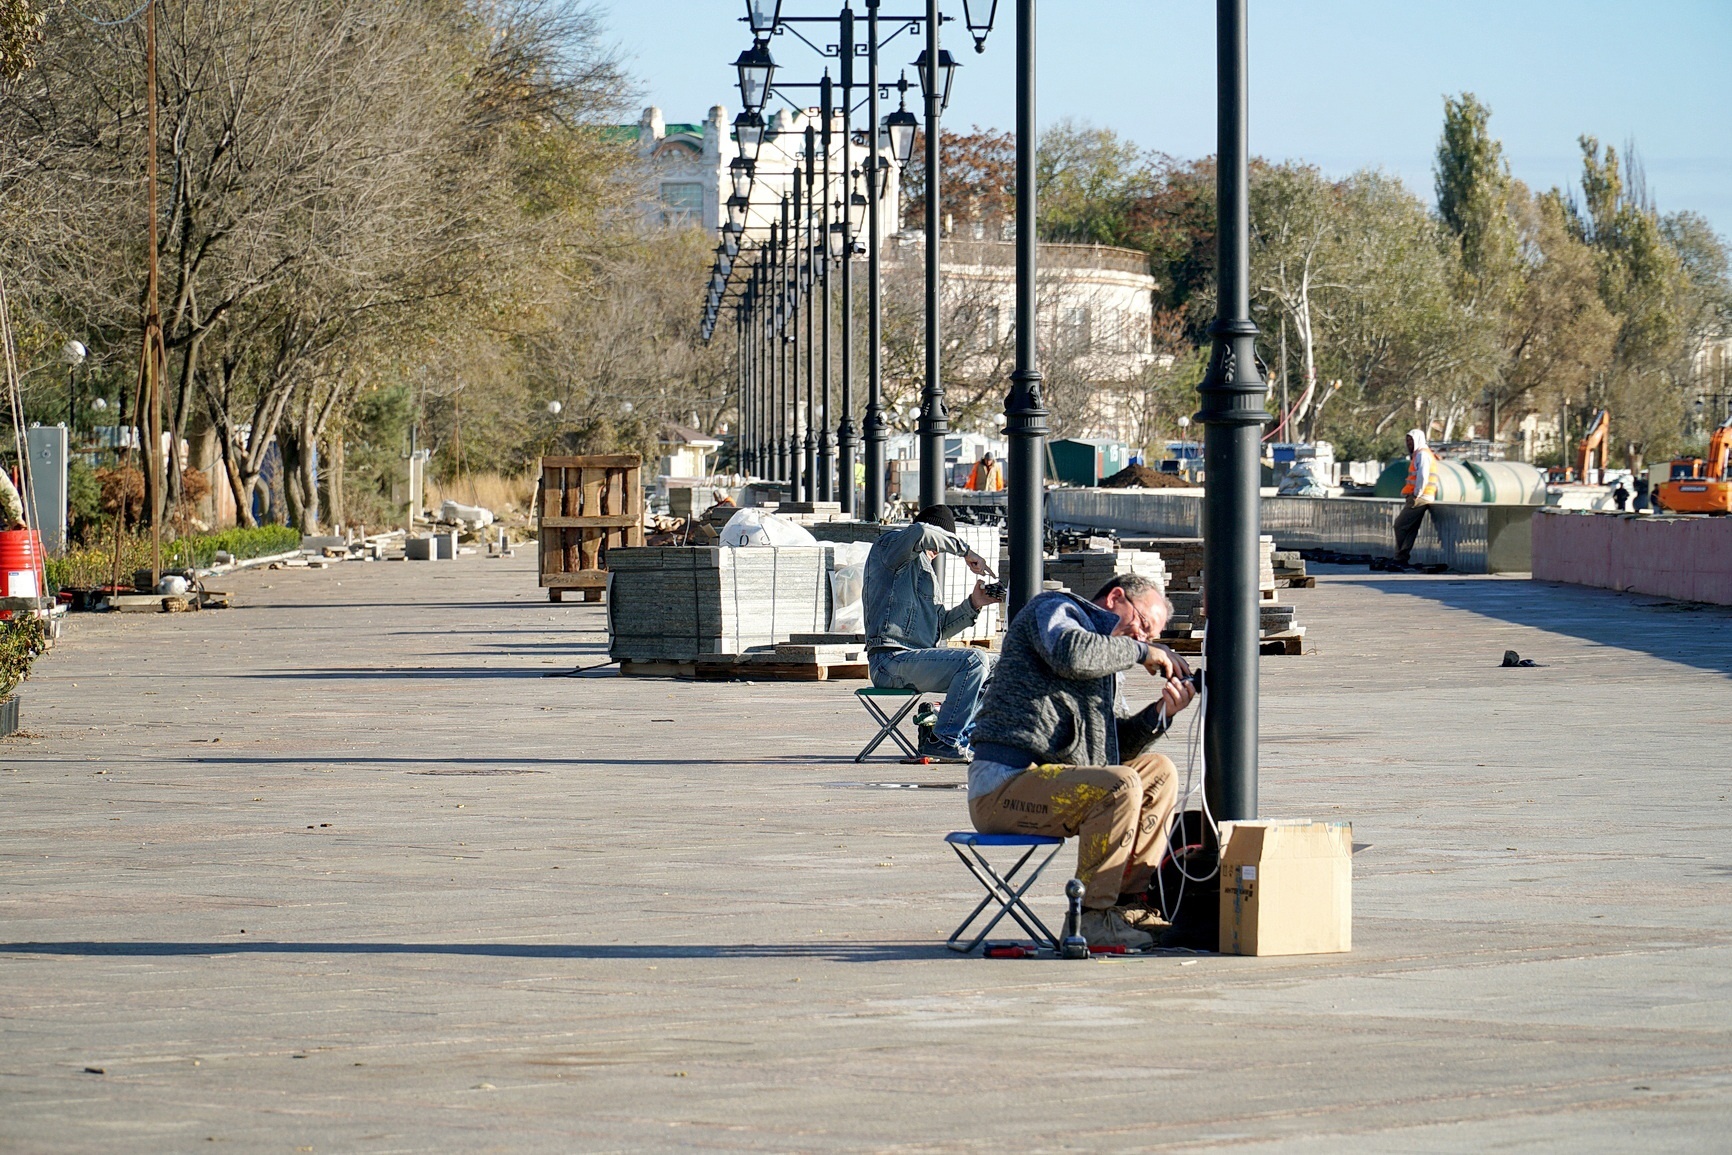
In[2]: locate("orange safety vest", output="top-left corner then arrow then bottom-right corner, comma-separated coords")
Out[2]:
967,460 -> 1004,491
1402,448 -> 1439,500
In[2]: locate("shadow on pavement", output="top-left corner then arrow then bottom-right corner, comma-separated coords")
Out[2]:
185,755 -> 875,768
1,941 -> 940,962
1358,577 -> 1732,677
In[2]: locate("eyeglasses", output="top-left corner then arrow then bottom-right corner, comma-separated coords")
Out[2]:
1124,597 -> 1161,642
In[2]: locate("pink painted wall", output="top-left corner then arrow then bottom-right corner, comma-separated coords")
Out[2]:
1532,509 -> 1732,605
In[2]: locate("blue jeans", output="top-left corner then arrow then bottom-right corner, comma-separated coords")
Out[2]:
868,647 -> 993,750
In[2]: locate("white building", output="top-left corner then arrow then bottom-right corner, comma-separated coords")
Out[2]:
626,104 -> 903,248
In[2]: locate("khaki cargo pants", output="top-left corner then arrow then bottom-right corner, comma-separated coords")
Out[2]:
969,753 -> 1178,910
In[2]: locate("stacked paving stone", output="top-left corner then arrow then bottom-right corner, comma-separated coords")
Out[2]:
606,546 -> 832,662
1043,549 -> 1169,598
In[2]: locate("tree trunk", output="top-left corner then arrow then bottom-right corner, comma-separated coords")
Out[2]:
327,428 -> 346,530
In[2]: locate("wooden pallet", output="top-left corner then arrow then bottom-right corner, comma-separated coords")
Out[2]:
105,592 -> 199,613
1160,627 -> 1306,656
538,454 -> 643,603
619,658 -> 869,682
620,642 -> 870,682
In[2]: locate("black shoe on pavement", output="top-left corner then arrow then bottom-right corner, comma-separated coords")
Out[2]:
915,739 -> 972,764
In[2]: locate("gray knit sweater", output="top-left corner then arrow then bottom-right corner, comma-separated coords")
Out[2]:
971,591 -> 1167,769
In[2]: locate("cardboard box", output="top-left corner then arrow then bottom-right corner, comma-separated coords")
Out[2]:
1218,820 -> 1352,956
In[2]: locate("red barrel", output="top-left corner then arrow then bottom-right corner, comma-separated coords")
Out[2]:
0,528 -> 43,598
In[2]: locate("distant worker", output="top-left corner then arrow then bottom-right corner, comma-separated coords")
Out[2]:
967,574 -> 1196,950
966,452 -> 1005,492
1392,428 -> 1439,567
1612,481 -> 1630,511
863,505 -> 1001,763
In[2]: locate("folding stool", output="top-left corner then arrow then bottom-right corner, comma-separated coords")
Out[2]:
853,687 -> 936,762
943,831 -> 1066,953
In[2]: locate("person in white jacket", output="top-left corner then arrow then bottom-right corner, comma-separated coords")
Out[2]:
1392,428 -> 1440,565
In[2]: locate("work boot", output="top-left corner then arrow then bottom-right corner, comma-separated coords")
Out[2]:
915,737 -> 971,763
1114,894 -> 1171,931
1079,907 -> 1156,950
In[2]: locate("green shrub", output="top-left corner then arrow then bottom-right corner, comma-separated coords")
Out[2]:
0,617 -> 47,701
44,524 -> 304,591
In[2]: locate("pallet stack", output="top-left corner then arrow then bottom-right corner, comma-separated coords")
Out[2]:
607,546 -> 832,667
537,454 -> 643,603
1271,549 -> 1315,588
1043,549 -> 1169,597
1128,536 -> 1304,655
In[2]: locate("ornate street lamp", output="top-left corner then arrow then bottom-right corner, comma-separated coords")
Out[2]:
715,244 -> 734,278
729,155 -> 755,200
726,193 -> 749,234
914,46 -> 959,113
734,41 -> 776,115
723,230 -> 741,259
733,110 -> 768,163
885,89 -> 917,168
744,0 -> 782,38
962,0 -> 999,53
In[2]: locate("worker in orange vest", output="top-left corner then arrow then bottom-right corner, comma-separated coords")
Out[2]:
966,452 -> 1005,492
1391,428 -> 1440,566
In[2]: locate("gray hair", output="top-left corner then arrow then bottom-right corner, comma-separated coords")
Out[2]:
1092,572 -> 1173,618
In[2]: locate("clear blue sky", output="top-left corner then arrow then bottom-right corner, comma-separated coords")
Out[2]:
595,0 -> 1732,239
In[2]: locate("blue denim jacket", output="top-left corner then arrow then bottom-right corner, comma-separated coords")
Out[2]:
863,522 -> 979,651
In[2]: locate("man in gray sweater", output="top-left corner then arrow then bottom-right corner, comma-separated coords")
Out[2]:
969,573 -> 1195,949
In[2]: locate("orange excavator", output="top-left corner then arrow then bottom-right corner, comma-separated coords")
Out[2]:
1656,412 -> 1732,514
1576,408 -> 1610,482
1547,408 -> 1612,484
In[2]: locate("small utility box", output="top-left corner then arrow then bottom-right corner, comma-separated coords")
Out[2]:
1218,820 -> 1352,956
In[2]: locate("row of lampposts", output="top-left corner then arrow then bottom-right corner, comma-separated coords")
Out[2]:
698,0 -> 1267,823
700,0 -> 981,523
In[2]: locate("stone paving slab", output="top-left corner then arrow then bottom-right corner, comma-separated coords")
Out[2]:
1,553 -> 1729,1152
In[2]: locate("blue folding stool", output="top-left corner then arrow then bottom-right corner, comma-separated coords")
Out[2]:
944,831 -> 1066,953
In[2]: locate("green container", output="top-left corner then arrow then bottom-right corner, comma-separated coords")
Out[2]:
1052,438 -> 1128,487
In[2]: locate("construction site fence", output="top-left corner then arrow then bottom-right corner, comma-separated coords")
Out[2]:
1046,490 -> 1535,574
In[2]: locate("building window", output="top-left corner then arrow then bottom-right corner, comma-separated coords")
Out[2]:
1059,306 -> 1091,351
659,182 -> 705,222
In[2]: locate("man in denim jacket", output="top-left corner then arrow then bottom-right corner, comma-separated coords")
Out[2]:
863,505 -> 1000,762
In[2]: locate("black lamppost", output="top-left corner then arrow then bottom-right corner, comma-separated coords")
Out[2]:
1199,0 -> 1268,821
834,6 -> 858,515
817,72 -> 836,501
915,5 -> 959,508
802,124 -> 819,500
1004,0 -> 1046,616
789,179 -> 807,498
861,1 -> 893,521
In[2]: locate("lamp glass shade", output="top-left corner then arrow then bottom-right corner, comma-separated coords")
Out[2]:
723,232 -> 741,258
729,155 -> 755,200
961,0 -> 998,52
734,41 -> 775,114
914,48 -> 959,112
733,110 -> 767,162
827,221 -> 845,261
726,194 -> 749,232
745,0 -> 781,37
884,107 -> 918,167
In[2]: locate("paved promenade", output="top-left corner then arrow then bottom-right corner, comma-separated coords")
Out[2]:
3,552 -> 1730,1152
